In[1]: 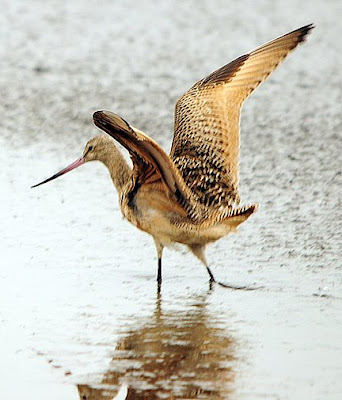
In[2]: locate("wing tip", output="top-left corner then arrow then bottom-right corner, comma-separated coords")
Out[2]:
196,24 -> 314,88
295,23 -> 315,44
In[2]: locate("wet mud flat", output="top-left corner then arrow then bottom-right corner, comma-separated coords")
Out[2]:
1,0 -> 342,399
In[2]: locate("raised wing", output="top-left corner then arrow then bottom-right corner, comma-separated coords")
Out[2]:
93,110 -> 200,219
170,24 -> 314,208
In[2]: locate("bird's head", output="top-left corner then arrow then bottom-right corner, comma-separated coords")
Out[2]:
31,135 -> 113,188
82,135 -> 112,162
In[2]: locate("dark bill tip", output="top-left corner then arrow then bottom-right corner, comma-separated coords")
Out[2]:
31,157 -> 85,188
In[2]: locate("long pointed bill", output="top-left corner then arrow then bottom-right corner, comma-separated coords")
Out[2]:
31,157 -> 85,188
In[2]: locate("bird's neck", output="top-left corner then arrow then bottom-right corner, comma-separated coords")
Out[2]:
99,144 -> 132,196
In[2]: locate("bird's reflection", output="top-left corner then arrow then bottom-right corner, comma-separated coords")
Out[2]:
78,290 -> 235,399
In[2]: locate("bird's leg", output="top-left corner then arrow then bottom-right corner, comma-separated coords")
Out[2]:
207,267 -> 216,292
188,244 -> 215,284
153,238 -> 164,285
188,244 -> 260,291
206,265 -> 216,282
157,257 -> 162,284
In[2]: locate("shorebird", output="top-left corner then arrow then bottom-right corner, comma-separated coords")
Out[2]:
33,24 -> 313,288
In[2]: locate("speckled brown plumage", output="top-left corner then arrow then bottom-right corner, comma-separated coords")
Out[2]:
34,25 -> 314,286
91,24 -> 313,285
170,24 -> 314,209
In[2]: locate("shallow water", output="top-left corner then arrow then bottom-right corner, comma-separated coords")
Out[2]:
1,137 -> 342,399
1,0 -> 342,399
78,291 -> 236,399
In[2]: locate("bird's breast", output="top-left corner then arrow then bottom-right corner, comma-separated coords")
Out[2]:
120,183 -> 184,241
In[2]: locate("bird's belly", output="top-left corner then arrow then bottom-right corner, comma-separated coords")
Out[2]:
145,213 -> 230,246
125,200 -> 230,247
121,186 -> 232,247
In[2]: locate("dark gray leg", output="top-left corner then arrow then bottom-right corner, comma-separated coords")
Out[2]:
153,238 -> 164,288
206,265 -> 216,282
157,257 -> 162,284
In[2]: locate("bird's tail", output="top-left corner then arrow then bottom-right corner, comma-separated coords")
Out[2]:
222,203 -> 259,230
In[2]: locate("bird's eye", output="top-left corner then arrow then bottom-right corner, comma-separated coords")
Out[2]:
88,145 -> 93,151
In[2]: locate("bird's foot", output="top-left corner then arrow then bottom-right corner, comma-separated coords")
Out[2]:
206,266 -> 263,291
216,281 -> 263,290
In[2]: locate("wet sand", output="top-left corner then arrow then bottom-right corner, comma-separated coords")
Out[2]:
1,0 -> 341,399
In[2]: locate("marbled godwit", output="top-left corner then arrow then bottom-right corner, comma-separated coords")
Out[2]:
33,24 -> 313,288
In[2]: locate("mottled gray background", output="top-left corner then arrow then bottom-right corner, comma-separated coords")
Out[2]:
1,1 -> 341,399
